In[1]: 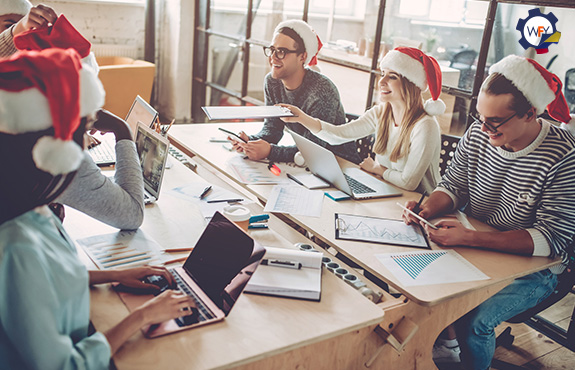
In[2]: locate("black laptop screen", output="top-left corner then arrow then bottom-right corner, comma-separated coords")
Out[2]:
183,212 -> 265,315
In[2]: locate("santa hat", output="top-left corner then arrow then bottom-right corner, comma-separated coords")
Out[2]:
379,47 -> 446,116
0,0 -> 32,16
274,20 -> 323,66
14,14 -> 99,74
489,55 -> 571,124
0,48 -> 105,175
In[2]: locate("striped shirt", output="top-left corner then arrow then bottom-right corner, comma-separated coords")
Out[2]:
437,119 -> 575,271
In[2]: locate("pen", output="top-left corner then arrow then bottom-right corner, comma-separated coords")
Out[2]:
199,185 -> 212,199
261,259 -> 302,269
413,191 -> 427,214
206,198 -> 244,204
248,223 -> 269,229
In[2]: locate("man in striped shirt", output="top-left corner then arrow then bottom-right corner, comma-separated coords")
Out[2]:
404,55 -> 575,370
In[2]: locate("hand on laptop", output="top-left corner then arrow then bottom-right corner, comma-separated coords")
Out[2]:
137,290 -> 198,326
114,266 -> 176,292
359,157 -> 386,177
90,109 -> 133,142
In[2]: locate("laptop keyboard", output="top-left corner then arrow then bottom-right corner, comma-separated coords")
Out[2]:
89,141 -> 115,165
344,174 -> 375,194
170,269 -> 215,326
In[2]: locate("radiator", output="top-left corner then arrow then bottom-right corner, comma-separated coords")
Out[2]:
91,44 -> 140,59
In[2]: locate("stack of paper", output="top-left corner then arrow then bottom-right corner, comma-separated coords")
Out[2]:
245,247 -> 323,301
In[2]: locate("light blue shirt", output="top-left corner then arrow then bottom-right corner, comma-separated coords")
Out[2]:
0,207 -> 111,370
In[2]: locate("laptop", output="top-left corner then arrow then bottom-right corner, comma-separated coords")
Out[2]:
289,130 -> 402,200
118,211 -> 266,338
89,95 -> 159,166
135,122 -> 169,204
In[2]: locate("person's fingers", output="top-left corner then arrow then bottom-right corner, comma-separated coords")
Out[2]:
434,219 -> 459,228
36,5 -> 58,23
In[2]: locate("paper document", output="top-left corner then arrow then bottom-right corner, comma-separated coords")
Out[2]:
264,185 -> 324,217
245,247 -> 323,300
335,213 -> 429,248
169,182 -> 247,220
376,250 -> 489,286
287,172 -> 330,189
227,156 -> 290,185
202,105 -> 295,120
77,230 -> 168,270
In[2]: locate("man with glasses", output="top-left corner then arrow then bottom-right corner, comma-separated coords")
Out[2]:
403,55 -> 575,370
230,20 -> 360,164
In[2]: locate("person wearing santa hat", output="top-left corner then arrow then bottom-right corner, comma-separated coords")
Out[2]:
403,55 -> 575,370
0,1 -> 57,56
0,10 -> 146,230
0,48 -> 196,369
280,46 -> 443,194
228,19 -> 360,164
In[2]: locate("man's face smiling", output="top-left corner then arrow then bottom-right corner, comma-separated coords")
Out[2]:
268,33 -> 305,81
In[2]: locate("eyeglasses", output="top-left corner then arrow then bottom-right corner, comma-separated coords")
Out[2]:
263,46 -> 301,60
469,111 -> 517,133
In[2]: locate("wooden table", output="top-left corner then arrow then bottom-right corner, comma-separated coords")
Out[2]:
168,122 -> 560,369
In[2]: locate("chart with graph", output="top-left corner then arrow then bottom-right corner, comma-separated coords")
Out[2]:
335,213 -> 429,248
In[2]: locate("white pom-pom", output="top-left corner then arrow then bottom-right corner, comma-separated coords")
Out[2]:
32,136 -> 83,175
561,121 -> 575,136
424,99 -> 446,116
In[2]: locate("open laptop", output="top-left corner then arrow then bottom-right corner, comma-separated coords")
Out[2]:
135,122 -> 169,204
118,211 -> 266,338
89,95 -> 159,166
290,130 -> 402,200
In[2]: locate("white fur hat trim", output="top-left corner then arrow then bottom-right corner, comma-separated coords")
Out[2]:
274,20 -> 318,65
379,50 -> 427,90
32,136 -> 83,175
489,55 -> 555,115
0,61 -> 105,134
0,0 -> 32,16
424,99 -> 446,116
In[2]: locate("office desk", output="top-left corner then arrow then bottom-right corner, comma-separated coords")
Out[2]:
64,156 -> 384,369
168,122 -> 560,369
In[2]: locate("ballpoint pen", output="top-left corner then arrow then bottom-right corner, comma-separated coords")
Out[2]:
261,259 -> 302,269
413,191 -> 427,214
199,185 -> 212,199
206,198 -> 244,204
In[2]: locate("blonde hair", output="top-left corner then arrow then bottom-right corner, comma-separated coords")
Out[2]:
373,76 -> 426,162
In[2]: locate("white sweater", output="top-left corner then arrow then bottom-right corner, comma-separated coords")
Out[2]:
314,104 -> 441,193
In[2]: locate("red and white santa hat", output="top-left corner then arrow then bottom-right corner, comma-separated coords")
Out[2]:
14,14 -> 100,73
274,20 -> 323,66
0,48 -> 105,175
0,0 -> 32,16
488,55 -> 571,125
379,47 -> 445,116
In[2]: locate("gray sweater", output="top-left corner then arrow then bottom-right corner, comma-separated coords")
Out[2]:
251,69 -> 361,164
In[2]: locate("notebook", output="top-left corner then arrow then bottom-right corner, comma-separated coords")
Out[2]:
135,122 -> 169,204
118,211 -> 266,338
88,95 -> 158,166
289,130 -> 402,199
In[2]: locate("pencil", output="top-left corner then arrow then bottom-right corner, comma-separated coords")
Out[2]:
163,118 -> 175,135
164,256 -> 187,265
163,248 -> 193,253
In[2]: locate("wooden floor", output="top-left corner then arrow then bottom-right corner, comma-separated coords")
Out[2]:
438,293 -> 575,369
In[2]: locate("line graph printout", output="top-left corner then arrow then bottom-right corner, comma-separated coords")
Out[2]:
264,185 -> 324,217
334,213 -> 429,248
376,250 -> 490,286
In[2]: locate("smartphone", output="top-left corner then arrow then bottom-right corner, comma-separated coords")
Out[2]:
218,127 -> 247,143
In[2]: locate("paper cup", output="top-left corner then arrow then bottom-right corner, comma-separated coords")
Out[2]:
223,205 -> 251,231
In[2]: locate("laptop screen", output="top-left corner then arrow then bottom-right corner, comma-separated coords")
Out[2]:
135,123 -> 169,196
183,212 -> 266,316
125,95 -> 158,136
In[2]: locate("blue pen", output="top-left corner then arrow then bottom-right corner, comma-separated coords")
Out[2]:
248,223 -> 269,229
249,214 -> 270,224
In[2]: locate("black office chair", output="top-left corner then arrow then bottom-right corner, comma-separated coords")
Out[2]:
439,134 -> 460,177
345,113 -> 376,161
491,248 -> 575,370
450,49 -> 477,90
564,68 -> 575,114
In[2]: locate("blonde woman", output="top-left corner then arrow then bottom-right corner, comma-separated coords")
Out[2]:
281,47 -> 444,194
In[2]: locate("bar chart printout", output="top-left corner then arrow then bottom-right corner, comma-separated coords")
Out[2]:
376,250 -> 490,286
335,213 -> 429,248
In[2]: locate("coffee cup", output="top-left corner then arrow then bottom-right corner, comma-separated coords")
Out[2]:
223,205 -> 251,231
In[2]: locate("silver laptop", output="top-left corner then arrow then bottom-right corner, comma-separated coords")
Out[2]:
117,211 -> 266,338
89,95 -> 159,166
290,130 -> 402,200
135,122 -> 169,204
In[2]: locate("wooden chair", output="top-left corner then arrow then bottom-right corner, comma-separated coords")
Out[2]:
439,134 -> 460,177
492,247 -> 575,370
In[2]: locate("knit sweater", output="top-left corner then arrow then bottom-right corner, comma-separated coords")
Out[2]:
315,104 -> 441,193
0,26 -> 18,57
436,120 -> 575,272
251,69 -> 361,164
